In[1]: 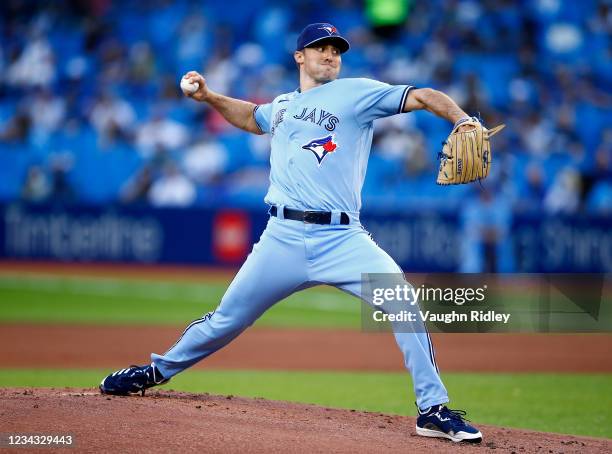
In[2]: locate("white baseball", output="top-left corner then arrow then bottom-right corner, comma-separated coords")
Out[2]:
180,77 -> 199,94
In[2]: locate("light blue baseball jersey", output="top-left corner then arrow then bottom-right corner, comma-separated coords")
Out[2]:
254,78 -> 413,213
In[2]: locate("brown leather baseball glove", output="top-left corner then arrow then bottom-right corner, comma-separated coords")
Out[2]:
437,118 -> 505,185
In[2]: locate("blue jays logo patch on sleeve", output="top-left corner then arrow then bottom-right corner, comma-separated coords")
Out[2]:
302,135 -> 338,166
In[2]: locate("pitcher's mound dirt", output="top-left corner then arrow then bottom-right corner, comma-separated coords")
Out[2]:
1,388 -> 610,453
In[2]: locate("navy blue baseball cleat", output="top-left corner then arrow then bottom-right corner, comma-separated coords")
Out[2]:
416,404 -> 482,443
99,364 -> 169,396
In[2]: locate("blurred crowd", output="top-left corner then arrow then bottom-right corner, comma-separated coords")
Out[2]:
0,0 -> 611,218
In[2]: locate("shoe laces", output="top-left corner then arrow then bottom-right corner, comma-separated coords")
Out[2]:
112,365 -> 143,377
439,406 -> 471,425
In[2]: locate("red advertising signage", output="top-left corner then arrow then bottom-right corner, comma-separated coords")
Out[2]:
212,210 -> 251,263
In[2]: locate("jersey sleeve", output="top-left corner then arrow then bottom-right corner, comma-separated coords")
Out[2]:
253,102 -> 274,134
351,78 -> 414,126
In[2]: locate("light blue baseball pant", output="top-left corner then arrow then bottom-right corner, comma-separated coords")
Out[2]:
152,213 -> 448,409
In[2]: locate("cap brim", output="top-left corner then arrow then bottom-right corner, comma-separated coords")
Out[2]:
302,36 -> 350,54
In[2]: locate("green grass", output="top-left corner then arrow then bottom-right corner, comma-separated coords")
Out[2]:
2,272 -> 610,332
0,274 -> 359,328
1,369 -> 610,439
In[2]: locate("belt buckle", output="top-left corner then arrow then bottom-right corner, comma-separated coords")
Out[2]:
303,211 -> 318,224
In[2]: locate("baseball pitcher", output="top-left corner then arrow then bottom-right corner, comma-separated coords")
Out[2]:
100,23 -> 503,444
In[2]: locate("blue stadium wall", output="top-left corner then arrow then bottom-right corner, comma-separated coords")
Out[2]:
0,204 -> 610,273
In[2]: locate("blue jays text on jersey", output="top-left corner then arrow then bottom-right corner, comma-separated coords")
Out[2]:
293,107 -> 340,131
270,107 -> 340,137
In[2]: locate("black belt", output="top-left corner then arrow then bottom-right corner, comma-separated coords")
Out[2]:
270,206 -> 350,225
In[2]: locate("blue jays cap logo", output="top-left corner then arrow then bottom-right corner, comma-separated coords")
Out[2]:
302,134 -> 338,166
319,25 -> 338,35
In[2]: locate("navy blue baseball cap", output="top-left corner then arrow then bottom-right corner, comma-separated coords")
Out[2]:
296,23 -> 350,54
